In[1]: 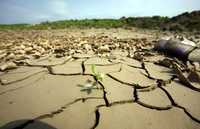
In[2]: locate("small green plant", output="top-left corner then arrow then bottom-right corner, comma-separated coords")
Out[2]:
77,64 -> 104,94
91,64 -> 105,82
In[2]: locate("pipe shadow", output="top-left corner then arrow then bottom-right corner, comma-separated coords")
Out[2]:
0,119 -> 57,129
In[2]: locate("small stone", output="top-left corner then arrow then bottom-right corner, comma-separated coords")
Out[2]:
39,47 -> 45,54
16,50 -> 26,55
15,55 -> 27,60
25,43 -> 32,47
84,44 -> 92,51
0,50 -> 5,55
25,47 -> 33,51
1,79 -> 8,84
33,52 -> 41,59
32,45 -> 39,50
76,50 -> 83,53
0,62 -> 17,71
7,53 -> 15,60
114,43 -> 120,48
69,49 -> 75,55
25,47 -> 33,54
127,51 -> 134,58
20,45 -> 25,49
98,45 -> 110,53
0,53 -> 7,60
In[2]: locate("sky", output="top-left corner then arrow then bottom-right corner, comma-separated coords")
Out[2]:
0,0 -> 200,24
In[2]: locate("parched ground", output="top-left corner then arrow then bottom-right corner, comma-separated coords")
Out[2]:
0,28 -> 199,129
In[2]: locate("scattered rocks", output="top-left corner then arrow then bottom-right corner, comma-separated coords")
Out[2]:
0,30 -> 158,63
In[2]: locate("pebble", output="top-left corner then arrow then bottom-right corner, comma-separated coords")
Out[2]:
25,47 -> 34,54
98,45 -> 110,53
76,50 -> 83,53
0,50 -> 5,55
33,52 -> 41,59
20,45 -> 26,49
0,62 -> 17,71
15,54 -> 29,61
15,49 -> 26,55
7,53 -> 15,60
0,53 -> 7,60
84,44 -> 92,51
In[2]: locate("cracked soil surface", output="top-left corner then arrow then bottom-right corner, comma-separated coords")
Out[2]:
0,28 -> 199,129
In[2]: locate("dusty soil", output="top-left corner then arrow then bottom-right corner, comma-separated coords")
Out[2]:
0,28 -> 199,129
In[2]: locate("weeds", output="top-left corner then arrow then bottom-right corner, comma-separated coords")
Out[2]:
77,64 -> 104,94
91,64 -> 105,82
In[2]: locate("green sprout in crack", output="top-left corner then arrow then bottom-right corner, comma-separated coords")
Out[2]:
77,64 -> 104,94
91,64 -> 105,82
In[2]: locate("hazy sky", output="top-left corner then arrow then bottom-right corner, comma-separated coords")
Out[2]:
0,0 -> 200,24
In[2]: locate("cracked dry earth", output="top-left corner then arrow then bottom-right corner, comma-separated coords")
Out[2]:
0,29 -> 200,129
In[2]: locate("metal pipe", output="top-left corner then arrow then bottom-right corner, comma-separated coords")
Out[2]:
154,39 -> 200,62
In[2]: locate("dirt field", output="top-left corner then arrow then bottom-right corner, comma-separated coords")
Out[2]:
0,28 -> 199,129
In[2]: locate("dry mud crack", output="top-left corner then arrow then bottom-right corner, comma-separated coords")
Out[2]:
0,29 -> 200,129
